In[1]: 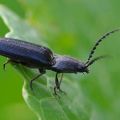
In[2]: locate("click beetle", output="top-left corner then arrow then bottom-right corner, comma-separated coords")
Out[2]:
0,29 -> 119,95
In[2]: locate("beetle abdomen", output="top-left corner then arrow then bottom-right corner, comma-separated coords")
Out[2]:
0,38 -> 54,67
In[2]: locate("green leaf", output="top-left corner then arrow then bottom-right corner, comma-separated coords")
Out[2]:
1,1 -> 120,119
0,5 -> 91,120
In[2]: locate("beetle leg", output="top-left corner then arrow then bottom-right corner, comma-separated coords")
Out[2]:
57,73 -> 66,94
30,73 -> 43,90
30,69 -> 46,90
58,73 -> 66,94
54,86 -> 57,95
54,73 -> 66,95
3,59 -> 11,70
54,73 -> 59,95
59,73 -> 63,87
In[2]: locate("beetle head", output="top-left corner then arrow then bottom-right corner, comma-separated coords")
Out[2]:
78,62 -> 89,73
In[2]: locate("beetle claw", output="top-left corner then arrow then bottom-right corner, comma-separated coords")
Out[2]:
53,87 -> 61,98
59,89 -> 66,95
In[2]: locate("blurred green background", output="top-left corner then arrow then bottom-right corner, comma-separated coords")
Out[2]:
0,0 -> 120,120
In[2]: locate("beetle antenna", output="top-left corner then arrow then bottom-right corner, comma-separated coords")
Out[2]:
86,28 -> 120,64
86,55 -> 108,67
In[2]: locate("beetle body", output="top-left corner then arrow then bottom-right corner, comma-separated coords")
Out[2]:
0,28 -> 119,95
